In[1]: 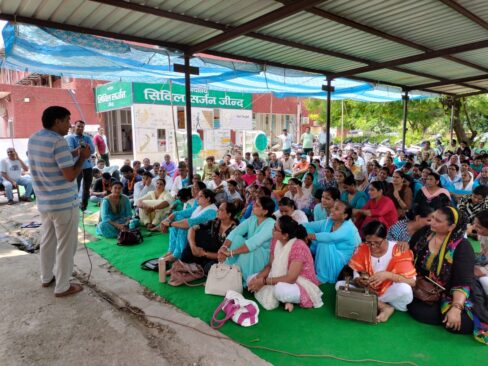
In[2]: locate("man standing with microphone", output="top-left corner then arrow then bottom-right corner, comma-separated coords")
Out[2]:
28,106 -> 91,297
65,120 -> 95,211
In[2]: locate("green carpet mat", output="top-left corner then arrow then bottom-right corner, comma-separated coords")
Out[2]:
83,218 -> 487,366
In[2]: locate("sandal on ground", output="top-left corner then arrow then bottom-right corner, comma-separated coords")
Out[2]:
54,283 -> 83,297
42,276 -> 56,288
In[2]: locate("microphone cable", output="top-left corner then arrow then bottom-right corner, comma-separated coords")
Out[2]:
80,209 -> 93,282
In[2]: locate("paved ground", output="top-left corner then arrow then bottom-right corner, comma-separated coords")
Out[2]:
0,198 -> 270,366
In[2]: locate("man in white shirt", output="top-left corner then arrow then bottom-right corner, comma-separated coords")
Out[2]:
230,153 -> 247,172
134,171 -> 155,203
225,180 -> 244,210
1,148 -> 33,204
152,167 -> 173,192
278,128 -> 293,154
281,151 -> 294,175
171,164 -> 190,197
318,126 -> 328,153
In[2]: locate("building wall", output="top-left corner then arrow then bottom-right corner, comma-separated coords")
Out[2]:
0,79 -> 103,139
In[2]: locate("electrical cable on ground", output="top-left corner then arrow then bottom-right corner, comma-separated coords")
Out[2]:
80,210 -> 92,283
86,283 -> 418,366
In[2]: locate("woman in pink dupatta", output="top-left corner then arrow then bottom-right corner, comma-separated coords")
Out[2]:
415,172 -> 451,210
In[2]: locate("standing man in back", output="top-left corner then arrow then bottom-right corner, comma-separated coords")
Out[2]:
278,128 -> 293,155
301,127 -> 314,155
93,127 -> 109,166
65,120 -> 95,211
28,106 -> 91,297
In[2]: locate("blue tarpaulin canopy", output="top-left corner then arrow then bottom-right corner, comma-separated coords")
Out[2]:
1,23 -> 437,102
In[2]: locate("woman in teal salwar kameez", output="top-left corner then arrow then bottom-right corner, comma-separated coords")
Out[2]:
96,182 -> 132,238
340,175 -> 368,209
162,189 -> 218,262
304,200 -> 361,283
218,196 -> 276,285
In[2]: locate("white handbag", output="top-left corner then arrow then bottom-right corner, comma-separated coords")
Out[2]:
205,263 -> 243,296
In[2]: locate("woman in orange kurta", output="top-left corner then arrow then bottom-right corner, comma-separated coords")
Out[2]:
336,220 -> 416,323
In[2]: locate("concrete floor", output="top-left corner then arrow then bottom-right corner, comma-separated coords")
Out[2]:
0,200 -> 270,366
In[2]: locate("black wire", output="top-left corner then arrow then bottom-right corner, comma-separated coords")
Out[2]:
81,210 -> 92,282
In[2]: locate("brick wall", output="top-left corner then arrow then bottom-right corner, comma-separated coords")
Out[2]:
0,79 -> 104,138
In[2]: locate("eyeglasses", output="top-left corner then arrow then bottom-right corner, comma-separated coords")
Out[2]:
365,239 -> 384,248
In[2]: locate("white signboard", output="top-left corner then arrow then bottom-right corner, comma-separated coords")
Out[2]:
204,129 -> 231,153
134,127 -> 158,155
132,104 -> 176,129
191,108 -> 214,130
220,109 -> 253,130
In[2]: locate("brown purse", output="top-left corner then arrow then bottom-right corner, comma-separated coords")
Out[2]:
412,275 -> 444,304
168,260 -> 205,286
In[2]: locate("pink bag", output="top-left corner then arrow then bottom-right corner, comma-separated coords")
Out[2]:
210,290 -> 259,329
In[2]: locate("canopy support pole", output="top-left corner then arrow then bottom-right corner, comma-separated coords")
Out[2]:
449,98 -> 455,144
322,79 -> 334,167
401,90 -> 409,152
175,55 -> 200,178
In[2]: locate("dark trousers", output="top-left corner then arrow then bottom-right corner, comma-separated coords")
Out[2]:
303,148 -> 313,154
100,153 -> 110,167
77,168 -> 93,210
407,298 -> 473,334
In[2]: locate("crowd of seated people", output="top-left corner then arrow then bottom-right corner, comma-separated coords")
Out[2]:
30,135 -> 485,344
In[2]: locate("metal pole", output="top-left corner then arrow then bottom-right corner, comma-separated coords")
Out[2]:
325,78 -> 333,167
184,54 -> 193,179
449,98 -> 455,144
341,99 -> 344,149
401,90 -> 409,152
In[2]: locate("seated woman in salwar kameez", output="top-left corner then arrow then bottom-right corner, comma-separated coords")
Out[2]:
313,187 -> 340,221
136,179 -> 174,229
303,200 -> 361,283
247,216 -> 323,312
218,196 -> 276,285
96,182 -> 133,238
161,189 -> 218,263
336,221 -> 416,323
340,175 -> 368,209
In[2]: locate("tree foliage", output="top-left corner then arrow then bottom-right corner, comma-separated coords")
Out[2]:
304,94 -> 488,144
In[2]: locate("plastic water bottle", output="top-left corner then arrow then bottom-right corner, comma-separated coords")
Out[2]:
158,257 -> 166,283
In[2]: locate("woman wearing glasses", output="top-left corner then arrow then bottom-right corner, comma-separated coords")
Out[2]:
336,220 -> 416,323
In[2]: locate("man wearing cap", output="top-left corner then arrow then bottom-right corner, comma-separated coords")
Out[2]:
293,154 -> 310,178
278,128 -> 293,155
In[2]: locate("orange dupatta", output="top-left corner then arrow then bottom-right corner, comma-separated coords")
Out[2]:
348,243 -> 416,296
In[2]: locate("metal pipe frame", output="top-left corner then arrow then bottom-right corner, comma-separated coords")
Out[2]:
183,54 -> 194,179
402,90 -> 409,152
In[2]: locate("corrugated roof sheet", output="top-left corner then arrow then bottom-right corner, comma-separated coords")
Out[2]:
2,0 -> 488,96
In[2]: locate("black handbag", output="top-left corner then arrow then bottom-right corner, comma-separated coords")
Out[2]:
140,258 -> 160,271
117,228 -> 144,246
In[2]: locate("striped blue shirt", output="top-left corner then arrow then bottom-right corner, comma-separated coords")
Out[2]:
28,129 -> 78,213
